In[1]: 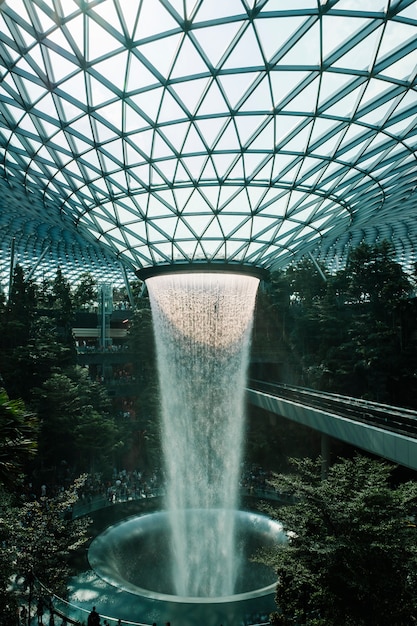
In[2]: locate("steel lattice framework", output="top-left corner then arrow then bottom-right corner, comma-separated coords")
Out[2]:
0,0 -> 416,286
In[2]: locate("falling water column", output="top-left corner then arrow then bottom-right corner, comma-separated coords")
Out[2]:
147,272 -> 259,598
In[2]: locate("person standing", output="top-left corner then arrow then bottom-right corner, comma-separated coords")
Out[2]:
87,606 -> 100,626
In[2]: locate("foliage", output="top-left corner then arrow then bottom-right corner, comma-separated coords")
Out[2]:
9,476 -> 91,596
0,476 -> 90,622
72,272 -> 97,310
264,241 -> 416,405
0,266 -> 78,400
33,366 -> 118,473
0,390 -> 38,489
0,487 -> 20,621
261,456 -> 417,625
125,301 -> 162,469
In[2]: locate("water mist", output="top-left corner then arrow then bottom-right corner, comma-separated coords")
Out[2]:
147,272 -> 259,598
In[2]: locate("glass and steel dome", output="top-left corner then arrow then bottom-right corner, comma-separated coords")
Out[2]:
0,0 -> 416,285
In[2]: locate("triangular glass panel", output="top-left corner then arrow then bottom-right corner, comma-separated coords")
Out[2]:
102,140 -> 125,168
156,216 -> 178,238
276,19 -> 320,66
358,98 -> 393,126
333,28 -> 381,71
226,156 -> 244,181
243,152 -> 269,179
149,165 -> 167,187
115,0 -> 141,38
125,128 -> 154,159
382,48 -> 417,83
128,87 -> 164,123
134,0 -> 179,39
271,153 -> 299,180
33,92 -> 58,126
139,33 -> 182,80
173,187 -> 195,212
197,79 -> 229,117
170,77 -> 210,117
214,119 -> 240,151
180,154 -> 206,179
235,114 -> 269,148
93,118 -> 117,143
125,53 -> 158,92
155,157 -> 177,183
195,117 -> 229,150
170,34 -> 209,80
182,124 -> 209,155
274,114 -> 305,148
64,13 -> 84,54
192,22 -> 242,68
251,215 -> 278,238
254,15 -> 305,61
231,219 -> 252,240
182,215 -> 212,236
60,73 -> 88,108
218,72 -> 260,110
284,121 -> 313,153
115,203 -> 141,224
173,160 -> 191,184
322,15 -> 374,61
31,3 -> 58,34
174,218 -> 197,239
197,186 -> 220,211
54,94 -> 84,124
18,73 -> 48,104
246,186 -> 269,212
202,217 -> 224,239
222,24 -> 264,70
199,158 -> 218,182
323,83 -> 363,119
376,21 -> 417,64
45,47 -> 79,84
159,121 -> 190,150
193,0 -> 243,21
212,153 -> 238,179
94,51 -> 129,92
284,77 -> 320,114
86,14 -> 121,61
97,100 -> 123,134
158,89 -> 188,123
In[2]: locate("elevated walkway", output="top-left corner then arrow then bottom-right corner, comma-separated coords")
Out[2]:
247,381 -> 417,471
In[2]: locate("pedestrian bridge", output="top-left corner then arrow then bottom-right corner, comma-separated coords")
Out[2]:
247,380 -> 417,472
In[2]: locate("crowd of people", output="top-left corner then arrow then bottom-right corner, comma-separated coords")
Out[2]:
22,461 -> 283,513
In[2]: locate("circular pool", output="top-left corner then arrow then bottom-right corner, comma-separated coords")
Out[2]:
88,509 -> 286,603
67,502 -> 284,626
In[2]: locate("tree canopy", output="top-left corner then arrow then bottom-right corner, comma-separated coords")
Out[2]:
262,456 -> 417,626
260,240 -> 417,406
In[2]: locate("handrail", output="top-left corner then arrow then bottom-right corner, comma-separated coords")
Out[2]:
248,379 -> 417,438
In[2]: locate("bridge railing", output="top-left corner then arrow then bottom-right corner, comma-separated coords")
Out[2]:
248,379 -> 417,439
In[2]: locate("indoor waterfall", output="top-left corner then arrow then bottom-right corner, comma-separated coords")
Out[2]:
147,272 -> 259,598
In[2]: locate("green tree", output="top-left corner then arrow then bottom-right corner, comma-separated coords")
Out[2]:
319,242 -> 412,400
72,272 -> 97,310
342,241 -> 410,315
34,366 -> 118,473
50,267 -> 76,354
262,456 -> 417,625
6,264 -> 37,340
0,389 -> 37,489
0,487 -> 20,622
9,476 -> 91,611
125,302 -> 161,471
